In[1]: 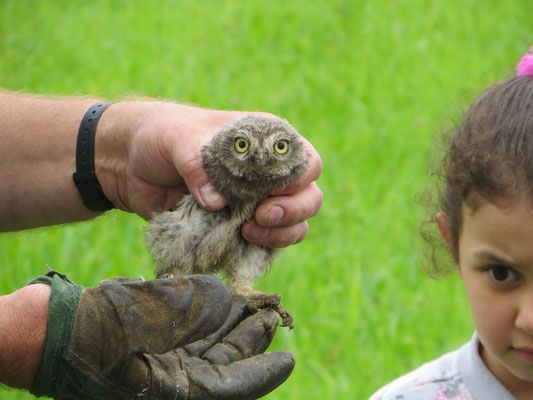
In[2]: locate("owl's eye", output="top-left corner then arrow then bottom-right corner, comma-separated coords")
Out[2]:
234,137 -> 249,153
274,139 -> 289,154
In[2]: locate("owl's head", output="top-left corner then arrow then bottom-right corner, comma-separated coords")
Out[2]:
202,115 -> 309,202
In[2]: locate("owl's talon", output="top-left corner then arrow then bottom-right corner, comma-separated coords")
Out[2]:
248,293 -> 280,309
279,317 -> 294,330
273,303 -> 294,330
248,293 -> 294,329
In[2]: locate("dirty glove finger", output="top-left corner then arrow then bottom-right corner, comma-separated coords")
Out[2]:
145,350 -> 295,400
184,351 -> 295,400
202,309 -> 280,365
183,295 -> 252,357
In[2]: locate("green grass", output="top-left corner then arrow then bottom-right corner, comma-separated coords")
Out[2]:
1,0 -> 532,398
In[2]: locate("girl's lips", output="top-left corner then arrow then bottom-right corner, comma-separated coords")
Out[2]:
513,347 -> 533,361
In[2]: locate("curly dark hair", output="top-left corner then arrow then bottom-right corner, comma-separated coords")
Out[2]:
421,76 -> 533,276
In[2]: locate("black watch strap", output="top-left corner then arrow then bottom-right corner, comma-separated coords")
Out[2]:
73,102 -> 115,212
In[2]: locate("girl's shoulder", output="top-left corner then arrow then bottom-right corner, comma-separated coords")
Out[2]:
369,345 -> 468,400
369,333 -> 514,400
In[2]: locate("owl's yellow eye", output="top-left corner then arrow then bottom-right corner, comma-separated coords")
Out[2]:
234,137 -> 249,153
274,139 -> 289,154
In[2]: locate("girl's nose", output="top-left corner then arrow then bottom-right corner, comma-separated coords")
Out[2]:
516,292 -> 533,335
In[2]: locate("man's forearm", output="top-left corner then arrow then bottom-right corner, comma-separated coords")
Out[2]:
0,92 -> 102,231
0,283 -> 50,389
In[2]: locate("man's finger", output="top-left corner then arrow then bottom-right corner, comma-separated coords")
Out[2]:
179,154 -> 226,210
242,220 -> 309,248
253,182 -> 323,228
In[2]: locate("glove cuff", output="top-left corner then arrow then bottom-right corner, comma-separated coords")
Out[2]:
28,271 -> 83,397
27,271 -> 118,400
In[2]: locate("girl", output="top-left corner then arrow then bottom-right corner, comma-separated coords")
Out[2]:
371,48 -> 533,400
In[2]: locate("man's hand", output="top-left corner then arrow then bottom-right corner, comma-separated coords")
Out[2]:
96,101 -> 323,248
147,296 -> 295,399
24,271 -> 294,400
0,92 -> 322,245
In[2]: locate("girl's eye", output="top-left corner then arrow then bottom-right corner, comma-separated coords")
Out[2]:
487,267 -> 518,284
274,139 -> 289,154
234,137 -> 249,153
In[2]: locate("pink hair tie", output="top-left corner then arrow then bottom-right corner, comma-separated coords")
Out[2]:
517,47 -> 533,77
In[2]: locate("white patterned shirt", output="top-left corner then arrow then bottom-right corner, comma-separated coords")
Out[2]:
369,333 -> 514,400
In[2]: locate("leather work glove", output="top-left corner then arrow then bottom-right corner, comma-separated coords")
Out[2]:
28,271 -> 295,400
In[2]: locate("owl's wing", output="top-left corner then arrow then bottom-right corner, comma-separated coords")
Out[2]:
145,194 -> 205,276
145,194 -> 241,277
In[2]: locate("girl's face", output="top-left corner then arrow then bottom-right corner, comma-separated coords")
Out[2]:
442,199 -> 533,393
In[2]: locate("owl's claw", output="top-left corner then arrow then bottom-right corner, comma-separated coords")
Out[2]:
277,307 -> 294,330
248,293 -> 294,330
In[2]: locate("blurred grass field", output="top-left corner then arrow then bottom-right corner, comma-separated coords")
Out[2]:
1,1 -> 532,398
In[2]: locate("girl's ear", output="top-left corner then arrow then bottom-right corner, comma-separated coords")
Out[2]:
436,212 -> 453,249
436,212 -> 461,275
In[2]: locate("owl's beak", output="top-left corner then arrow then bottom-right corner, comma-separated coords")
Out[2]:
252,148 -> 268,165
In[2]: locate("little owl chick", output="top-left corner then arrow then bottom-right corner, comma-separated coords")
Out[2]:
145,115 -> 309,329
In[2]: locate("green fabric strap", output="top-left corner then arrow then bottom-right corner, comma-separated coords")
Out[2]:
27,271 -> 120,400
